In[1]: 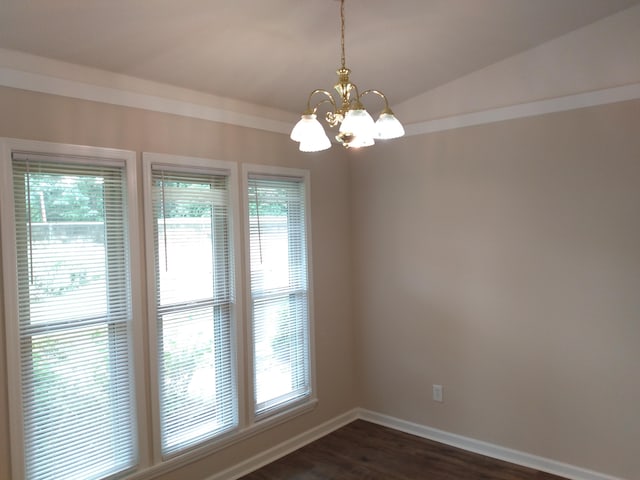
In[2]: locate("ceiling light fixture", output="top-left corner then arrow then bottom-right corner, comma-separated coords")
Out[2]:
290,0 -> 405,152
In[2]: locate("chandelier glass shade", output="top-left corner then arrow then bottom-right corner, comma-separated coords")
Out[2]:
290,0 -> 405,152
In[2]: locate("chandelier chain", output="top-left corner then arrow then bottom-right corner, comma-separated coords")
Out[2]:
340,0 -> 346,69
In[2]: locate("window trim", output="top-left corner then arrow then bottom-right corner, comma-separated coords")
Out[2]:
0,138 -> 148,480
241,164 -> 316,424
141,152 -> 245,462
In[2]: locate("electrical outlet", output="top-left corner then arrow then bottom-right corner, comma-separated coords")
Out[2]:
432,384 -> 443,402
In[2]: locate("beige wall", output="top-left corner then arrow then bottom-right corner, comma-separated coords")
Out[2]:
0,86 -> 357,480
351,99 -> 640,479
2,83 -> 640,480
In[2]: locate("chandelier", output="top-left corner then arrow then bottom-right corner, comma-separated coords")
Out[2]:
290,0 -> 405,152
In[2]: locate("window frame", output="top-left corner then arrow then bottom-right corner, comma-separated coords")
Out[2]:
0,138 -> 148,480
142,153 -> 244,462
242,164 -> 316,423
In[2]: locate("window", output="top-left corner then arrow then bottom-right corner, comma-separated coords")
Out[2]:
2,151 -> 139,480
143,154 -> 239,457
1,141 -> 314,480
246,168 -> 313,417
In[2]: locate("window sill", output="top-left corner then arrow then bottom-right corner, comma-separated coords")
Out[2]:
125,397 -> 318,480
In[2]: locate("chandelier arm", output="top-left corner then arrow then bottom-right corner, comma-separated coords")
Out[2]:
305,89 -> 337,114
349,83 -> 366,109
360,89 -> 391,112
315,98 -> 337,119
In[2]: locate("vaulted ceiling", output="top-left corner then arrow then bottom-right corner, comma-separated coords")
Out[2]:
1,0 -> 639,114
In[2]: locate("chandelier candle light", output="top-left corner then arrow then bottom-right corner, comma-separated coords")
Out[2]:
290,0 -> 405,152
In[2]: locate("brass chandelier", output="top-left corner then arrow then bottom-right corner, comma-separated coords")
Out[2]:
290,0 -> 405,152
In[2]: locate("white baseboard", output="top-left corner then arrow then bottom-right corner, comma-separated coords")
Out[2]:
206,407 -> 626,480
205,409 -> 359,480
358,409 -> 626,480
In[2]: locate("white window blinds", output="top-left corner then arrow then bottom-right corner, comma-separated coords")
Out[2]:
11,157 -> 136,480
149,167 -> 237,456
247,175 -> 311,416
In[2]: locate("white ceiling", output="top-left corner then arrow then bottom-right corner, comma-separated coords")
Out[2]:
1,0 -> 639,114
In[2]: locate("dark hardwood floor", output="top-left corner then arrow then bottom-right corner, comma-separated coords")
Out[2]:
240,420 -> 568,479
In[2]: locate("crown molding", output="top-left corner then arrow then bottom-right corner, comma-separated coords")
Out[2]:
404,82 -> 640,137
1,62 -> 638,139
0,65 -> 294,136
